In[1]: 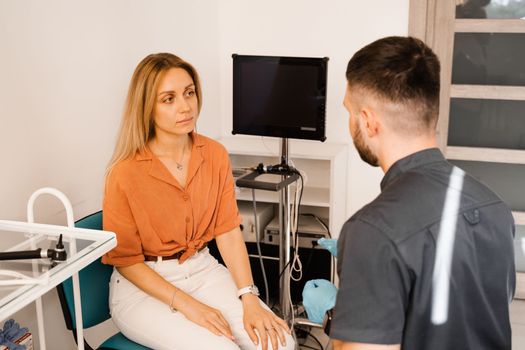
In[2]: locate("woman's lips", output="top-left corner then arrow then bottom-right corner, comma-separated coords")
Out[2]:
177,117 -> 193,124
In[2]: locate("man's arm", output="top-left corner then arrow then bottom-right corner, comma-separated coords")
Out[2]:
332,340 -> 401,350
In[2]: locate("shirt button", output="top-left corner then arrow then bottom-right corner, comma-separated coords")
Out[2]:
185,217 -> 190,223
183,194 -> 189,201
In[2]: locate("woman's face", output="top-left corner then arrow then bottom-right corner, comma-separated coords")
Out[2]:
153,68 -> 199,138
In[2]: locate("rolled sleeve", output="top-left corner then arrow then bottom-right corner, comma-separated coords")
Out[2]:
330,219 -> 410,344
213,149 -> 241,236
101,171 -> 144,267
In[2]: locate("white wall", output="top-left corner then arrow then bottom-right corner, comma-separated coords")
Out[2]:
0,1 -> 408,348
217,0 -> 409,215
0,0 -> 221,223
0,0 -> 221,348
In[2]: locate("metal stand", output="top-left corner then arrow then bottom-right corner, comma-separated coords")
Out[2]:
278,138 -> 292,322
235,138 -> 298,324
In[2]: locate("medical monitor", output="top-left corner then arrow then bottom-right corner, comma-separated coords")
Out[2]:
232,54 -> 328,142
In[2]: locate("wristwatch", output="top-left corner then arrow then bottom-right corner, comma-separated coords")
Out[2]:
237,285 -> 260,298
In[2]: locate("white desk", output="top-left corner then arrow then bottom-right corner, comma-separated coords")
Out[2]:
0,220 -> 116,349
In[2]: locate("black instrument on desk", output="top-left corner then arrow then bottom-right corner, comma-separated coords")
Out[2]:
256,162 -> 297,175
0,234 -> 67,263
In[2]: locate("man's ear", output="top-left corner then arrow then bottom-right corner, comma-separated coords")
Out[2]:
360,107 -> 380,137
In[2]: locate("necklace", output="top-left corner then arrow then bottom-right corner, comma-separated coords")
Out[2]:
151,138 -> 188,171
175,144 -> 186,171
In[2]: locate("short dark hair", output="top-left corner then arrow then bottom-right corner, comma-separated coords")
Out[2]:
346,36 -> 440,131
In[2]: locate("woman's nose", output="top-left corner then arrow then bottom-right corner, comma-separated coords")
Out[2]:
177,96 -> 190,112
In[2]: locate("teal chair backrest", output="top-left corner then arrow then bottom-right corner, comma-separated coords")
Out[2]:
59,211 -> 113,329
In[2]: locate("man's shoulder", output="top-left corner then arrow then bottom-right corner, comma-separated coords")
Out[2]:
346,164 -> 508,244
340,203 -> 391,241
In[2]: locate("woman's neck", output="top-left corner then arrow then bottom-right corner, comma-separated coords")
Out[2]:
149,133 -> 192,158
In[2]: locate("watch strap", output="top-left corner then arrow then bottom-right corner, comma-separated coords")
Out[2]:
237,285 -> 259,298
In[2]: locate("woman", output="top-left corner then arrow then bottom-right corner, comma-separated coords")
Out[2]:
102,53 -> 295,350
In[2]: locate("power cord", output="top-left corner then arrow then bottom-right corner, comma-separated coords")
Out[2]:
295,324 -> 325,350
288,170 -> 305,329
290,173 -> 304,283
307,332 -> 325,350
298,213 -> 335,282
251,189 -> 270,306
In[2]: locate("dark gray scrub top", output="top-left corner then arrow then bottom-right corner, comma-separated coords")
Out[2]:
331,148 -> 515,350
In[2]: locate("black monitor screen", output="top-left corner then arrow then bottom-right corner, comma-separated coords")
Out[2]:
232,55 -> 328,141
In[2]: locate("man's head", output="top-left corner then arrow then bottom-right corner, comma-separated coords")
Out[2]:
344,36 -> 440,167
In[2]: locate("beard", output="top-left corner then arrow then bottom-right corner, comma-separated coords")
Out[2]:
353,123 -> 379,167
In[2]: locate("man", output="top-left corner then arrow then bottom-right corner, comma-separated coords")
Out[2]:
331,36 -> 515,350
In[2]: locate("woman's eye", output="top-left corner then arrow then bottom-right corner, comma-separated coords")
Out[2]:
162,96 -> 174,103
186,90 -> 195,97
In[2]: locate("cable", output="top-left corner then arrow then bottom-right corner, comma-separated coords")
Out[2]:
288,269 -> 295,330
270,260 -> 293,312
251,189 -> 269,306
307,332 -> 324,350
290,174 -> 304,283
288,171 -> 305,330
290,233 -> 303,283
299,212 -> 335,282
292,241 -> 317,302
300,213 -> 331,238
283,171 -> 302,332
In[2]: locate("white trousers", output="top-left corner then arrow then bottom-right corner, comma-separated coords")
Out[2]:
109,248 -> 296,350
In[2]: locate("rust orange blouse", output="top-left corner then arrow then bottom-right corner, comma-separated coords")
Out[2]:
102,133 -> 241,267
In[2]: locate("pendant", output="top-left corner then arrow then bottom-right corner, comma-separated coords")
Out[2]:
176,162 -> 183,171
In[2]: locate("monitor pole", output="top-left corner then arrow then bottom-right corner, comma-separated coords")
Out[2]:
279,138 -> 292,322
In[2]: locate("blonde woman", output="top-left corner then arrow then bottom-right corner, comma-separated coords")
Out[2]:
102,53 -> 294,350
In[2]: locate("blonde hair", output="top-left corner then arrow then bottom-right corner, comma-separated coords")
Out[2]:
106,53 -> 202,176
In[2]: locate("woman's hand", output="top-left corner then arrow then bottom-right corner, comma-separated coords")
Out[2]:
177,294 -> 235,341
242,294 -> 290,350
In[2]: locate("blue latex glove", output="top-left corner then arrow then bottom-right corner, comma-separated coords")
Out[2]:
3,339 -> 26,350
3,319 -> 28,341
302,279 -> 338,324
0,333 -> 26,350
2,319 -> 14,332
318,238 -> 337,257
1,319 -> 27,350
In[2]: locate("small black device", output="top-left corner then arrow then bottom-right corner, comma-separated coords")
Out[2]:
256,162 -> 296,175
0,234 -> 67,263
232,54 -> 328,142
